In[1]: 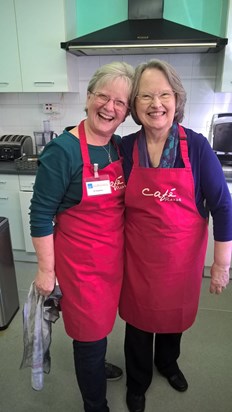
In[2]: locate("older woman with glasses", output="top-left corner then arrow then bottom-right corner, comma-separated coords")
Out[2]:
30,61 -> 134,412
119,59 -> 232,412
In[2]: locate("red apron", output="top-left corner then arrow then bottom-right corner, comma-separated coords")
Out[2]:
54,120 -> 125,341
119,125 -> 208,333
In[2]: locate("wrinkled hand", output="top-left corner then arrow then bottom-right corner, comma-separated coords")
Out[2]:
210,263 -> 230,294
35,268 -> 56,296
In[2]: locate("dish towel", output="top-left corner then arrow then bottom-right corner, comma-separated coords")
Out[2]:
20,281 -> 62,391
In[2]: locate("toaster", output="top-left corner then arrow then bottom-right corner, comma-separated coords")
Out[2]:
0,134 -> 33,160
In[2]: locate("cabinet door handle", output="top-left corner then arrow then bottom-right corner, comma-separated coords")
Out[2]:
0,181 -> 7,184
34,81 -> 55,86
0,82 -> 9,86
0,196 -> 8,200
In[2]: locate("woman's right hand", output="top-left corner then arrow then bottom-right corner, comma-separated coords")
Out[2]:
32,235 -> 56,296
35,268 -> 56,296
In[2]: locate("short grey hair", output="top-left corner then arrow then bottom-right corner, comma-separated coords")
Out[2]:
87,61 -> 134,104
130,59 -> 187,124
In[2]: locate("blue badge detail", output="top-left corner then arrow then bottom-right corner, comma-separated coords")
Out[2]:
87,183 -> 93,189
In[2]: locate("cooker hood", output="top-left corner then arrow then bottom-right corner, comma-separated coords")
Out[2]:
61,0 -> 228,56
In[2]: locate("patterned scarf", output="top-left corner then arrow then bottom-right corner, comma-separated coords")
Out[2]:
138,122 -> 179,168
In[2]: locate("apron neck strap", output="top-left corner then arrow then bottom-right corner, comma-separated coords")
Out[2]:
178,125 -> 191,168
78,120 -> 91,164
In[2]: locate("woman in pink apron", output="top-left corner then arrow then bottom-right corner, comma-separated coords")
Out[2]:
119,60 -> 232,412
30,62 -> 134,412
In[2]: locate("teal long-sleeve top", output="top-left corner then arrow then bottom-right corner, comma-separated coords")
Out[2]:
30,128 -> 121,237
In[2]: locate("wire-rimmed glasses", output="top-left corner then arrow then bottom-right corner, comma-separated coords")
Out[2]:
136,90 -> 175,104
90,91 -> 129,111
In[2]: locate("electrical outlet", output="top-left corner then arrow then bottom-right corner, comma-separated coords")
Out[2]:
42,103 -> 61,114
43,103 -> 53,113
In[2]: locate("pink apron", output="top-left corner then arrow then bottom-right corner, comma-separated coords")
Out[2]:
54,120 -> 125,341
119,126 -> 208,333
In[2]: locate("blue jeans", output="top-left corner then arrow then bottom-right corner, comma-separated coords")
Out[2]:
73,338 -> 110,412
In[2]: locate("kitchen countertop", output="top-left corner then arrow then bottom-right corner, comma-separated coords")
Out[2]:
0,160 -> 37,175
0,161 -> 231,189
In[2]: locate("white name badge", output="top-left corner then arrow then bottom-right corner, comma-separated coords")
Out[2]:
85,175 -> 112,196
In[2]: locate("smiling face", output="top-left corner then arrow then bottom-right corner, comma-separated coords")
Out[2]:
85,77 -> 130,143
135,68 -> 176,137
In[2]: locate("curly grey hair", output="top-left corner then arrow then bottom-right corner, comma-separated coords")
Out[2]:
130,59 -> 187,125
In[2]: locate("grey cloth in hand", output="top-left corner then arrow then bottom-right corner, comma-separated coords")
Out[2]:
20,282 -> 62,391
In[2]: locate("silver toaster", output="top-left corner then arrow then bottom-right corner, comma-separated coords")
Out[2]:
0,134 -> 33,160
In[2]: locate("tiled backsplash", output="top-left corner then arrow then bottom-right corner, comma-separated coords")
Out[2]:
0,53 -> 232,152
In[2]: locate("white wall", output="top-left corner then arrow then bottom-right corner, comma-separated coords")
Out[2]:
0,53 -> 232,151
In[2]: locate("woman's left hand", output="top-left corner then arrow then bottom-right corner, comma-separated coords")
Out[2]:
210,262 -> 230,294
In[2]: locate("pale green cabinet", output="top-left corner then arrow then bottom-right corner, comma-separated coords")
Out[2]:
0,175 -> 25,250
0,0 -> 22,91
0,0 -> 78,92
216,0 -> 232,92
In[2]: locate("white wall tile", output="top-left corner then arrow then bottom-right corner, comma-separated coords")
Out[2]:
213,102 -> 232,116
188,103 -> 214,136
1,105 -> 21,127
123,114 -> 136,127
62,93 -> 80,104
192,54 -> 218,78
214,91 -> 232,105
99,56 -> 123,66
37,93 -> 63,104
18,93 -> 39,104
190,79 -> 215,104
182,103 -> 190,128
77,56 -> 100,80
0,93 -> 19,104
182,79 -> 191,100
169,54 -> 194,78
147,54 -> 171,62
121,125 -> 140,136
60,104 -> 83,128
78,80 -> 89,104
0,53 -> 232,142
123,55 -> 148,67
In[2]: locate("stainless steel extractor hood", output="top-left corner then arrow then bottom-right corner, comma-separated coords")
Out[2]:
60,0 -> 228,56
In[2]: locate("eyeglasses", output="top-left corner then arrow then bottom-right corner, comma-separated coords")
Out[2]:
89,91 -> 129,111
136,90 -> 175,104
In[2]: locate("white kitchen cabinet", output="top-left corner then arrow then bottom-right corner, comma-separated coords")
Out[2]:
0,0 -> 22,92
18,175 -> 35,253
0,174 -> 25,250
0,0 -> 78,93
19,191 -> 34,253
216,0 -> 232,92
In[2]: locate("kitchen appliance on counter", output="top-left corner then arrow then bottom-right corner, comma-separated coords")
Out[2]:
34,131 -> 58,154
209,113 -> 232,181
0,135 -> 33,161
34,120 -> 58,154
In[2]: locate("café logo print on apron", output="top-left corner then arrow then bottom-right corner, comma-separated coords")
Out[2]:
142,186 -> 182,202
110,175 -> 126,191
